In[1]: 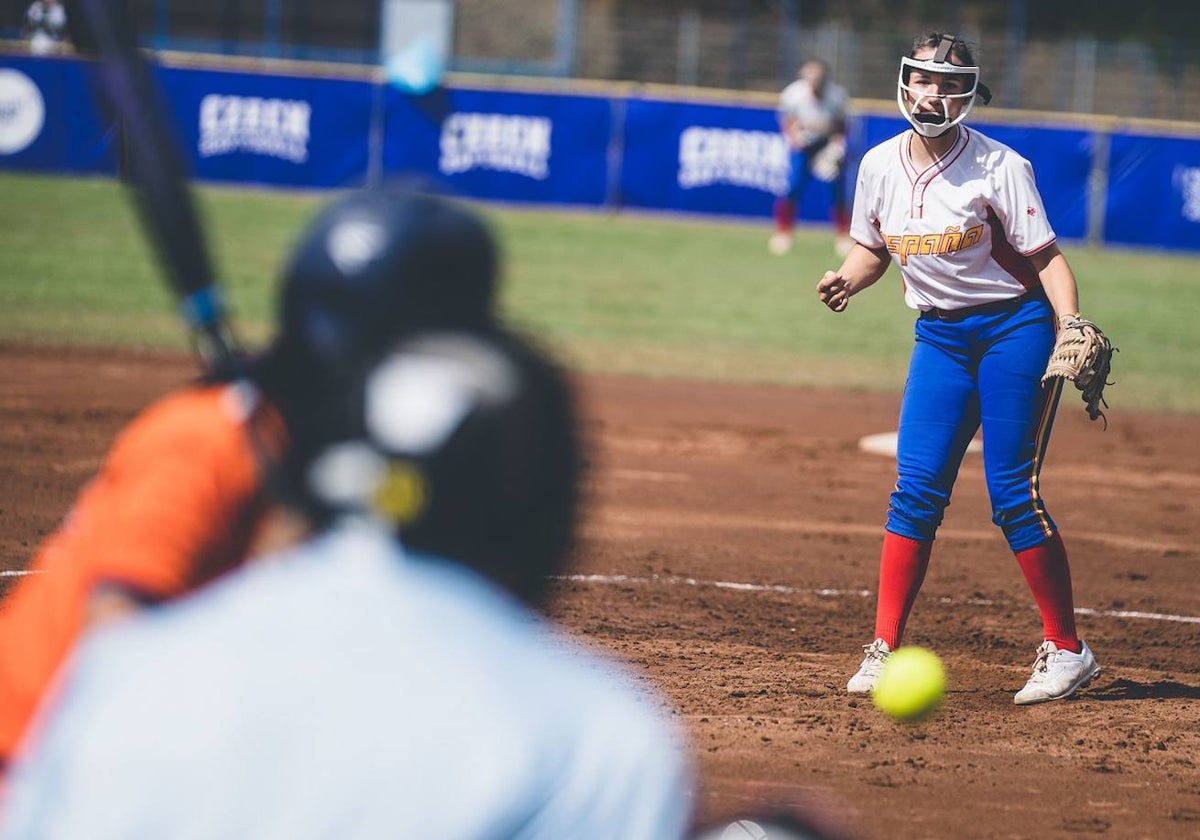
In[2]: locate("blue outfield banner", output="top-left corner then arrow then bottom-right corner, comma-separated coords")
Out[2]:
1105,133 -> 1200,251
619,97 -> 839,221
0,55 -> 117,174
857,115 -> 1092,241
382,86 -> 611,206
16,54 -> 1200,253
156,65 -> 374,188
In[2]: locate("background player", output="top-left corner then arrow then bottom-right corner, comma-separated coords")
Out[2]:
815,33 -> 1101,705
0,327 -> 693,839
0,185 -> 499,776
21,0 -> 69,55
770,59 -> 851,257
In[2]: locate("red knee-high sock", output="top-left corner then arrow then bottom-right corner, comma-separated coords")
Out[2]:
1014,532 -> 1080,653
773,197 -> 795,233
873,532 -> 932,648
832,204 -> 850,235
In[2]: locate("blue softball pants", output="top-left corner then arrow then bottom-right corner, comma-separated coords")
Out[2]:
887,291 -> 1064,552
785,147 -> 813,201
785,144 -> 846,217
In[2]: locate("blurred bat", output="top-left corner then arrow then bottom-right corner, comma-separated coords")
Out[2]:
65,0 -> 238,373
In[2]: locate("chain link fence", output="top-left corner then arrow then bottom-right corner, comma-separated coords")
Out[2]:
453,4 -> 1200,123
5,0 -> 1197,122
569,14 -> 1200,122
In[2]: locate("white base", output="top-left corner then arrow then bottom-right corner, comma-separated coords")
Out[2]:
858,431 -> 982,458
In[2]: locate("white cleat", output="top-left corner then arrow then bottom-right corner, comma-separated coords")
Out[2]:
846,638 -> 891,694
768,232 -> 793,256
1014,640 -> 1101,705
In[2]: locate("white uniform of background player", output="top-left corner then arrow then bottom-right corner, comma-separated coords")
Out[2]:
22,0 -> 68,55
770,60 -> 851,256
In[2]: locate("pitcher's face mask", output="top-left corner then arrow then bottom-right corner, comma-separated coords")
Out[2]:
896,36 -> 991,138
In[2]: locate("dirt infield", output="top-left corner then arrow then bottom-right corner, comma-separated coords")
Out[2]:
3,343 -> 1199,839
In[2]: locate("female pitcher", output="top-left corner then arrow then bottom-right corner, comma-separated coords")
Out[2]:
816,33 -> 1100,705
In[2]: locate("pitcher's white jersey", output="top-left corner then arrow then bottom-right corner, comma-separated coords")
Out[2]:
850,126 -> 1056,312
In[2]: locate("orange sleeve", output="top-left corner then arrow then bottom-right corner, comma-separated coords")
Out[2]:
82,384 -> 277,597
0,383 -> 285,762
0,535 -> 92,763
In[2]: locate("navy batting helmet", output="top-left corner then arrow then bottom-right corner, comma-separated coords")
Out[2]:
278,185 -> 497,373
293,327 -> 582,605
251,185 -> 498,446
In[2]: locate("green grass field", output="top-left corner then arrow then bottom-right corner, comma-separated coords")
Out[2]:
2,172 -> 1197,412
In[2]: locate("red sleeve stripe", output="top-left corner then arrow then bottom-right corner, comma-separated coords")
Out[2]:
1022,236 -> 1057,258
985,207 -> 1041,291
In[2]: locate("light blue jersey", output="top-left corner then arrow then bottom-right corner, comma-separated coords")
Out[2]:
1,522 -> 692,840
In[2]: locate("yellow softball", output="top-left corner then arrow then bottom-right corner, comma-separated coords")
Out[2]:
872,645 -> 946,721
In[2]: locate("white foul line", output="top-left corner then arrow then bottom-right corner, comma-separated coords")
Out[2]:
10,569 -> 1199,625
1074,606 -> 1200,624
560,573 -> 870,599
556,573 -> 1200,625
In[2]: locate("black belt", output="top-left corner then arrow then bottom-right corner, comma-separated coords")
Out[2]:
919,289 -> 1042,322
